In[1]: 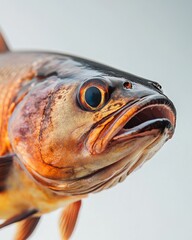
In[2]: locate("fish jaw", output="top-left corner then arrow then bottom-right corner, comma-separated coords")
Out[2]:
30,129 -> 168,195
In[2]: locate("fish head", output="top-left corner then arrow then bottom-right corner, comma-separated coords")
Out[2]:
8,56 -> 176,195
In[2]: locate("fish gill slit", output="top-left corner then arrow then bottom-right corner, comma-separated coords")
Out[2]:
38,91 -> 54,163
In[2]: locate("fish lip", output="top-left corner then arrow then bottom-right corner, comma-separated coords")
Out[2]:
113,104 -> 175,142
86,95 -> 176,154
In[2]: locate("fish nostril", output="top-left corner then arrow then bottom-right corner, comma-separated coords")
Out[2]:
151,82 -> 163,92
123,81 -> 132,90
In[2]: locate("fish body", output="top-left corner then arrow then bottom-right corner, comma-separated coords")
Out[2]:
0,33 -> 176,239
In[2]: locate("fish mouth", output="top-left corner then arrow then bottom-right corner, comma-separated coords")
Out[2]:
86,95 -> 176,154
113,102 -> 175,142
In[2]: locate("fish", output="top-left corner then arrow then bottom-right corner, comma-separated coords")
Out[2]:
0,31 -> 176,239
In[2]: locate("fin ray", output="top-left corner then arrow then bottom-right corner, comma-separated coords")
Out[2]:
60,200 -> 82,240
14,217 -> 41,240
0,209 -> 38,229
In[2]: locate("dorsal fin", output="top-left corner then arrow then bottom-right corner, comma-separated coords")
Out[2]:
0,31 -> 10,53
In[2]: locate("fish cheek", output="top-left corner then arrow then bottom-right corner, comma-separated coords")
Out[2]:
8,81 -> 70,180
38,85 -> 106,180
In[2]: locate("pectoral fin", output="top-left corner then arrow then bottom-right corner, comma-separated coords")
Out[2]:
14,217 -> 41,240
0,209 -> 38,229
60,200 -> 82,240
0,31 -> 9,53
0,154 -> 14,191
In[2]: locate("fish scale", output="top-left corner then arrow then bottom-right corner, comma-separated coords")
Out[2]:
0,54 -> 36,154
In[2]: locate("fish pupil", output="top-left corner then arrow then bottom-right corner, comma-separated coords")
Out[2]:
85,87 -> 101,108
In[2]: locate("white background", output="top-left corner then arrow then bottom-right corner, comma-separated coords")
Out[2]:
0,1 -> 191,239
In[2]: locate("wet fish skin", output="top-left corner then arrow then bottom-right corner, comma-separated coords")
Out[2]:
0,32 -> 176,239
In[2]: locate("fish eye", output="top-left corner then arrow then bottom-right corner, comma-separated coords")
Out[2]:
85,86 -> 102,108
77,79 -> 109,111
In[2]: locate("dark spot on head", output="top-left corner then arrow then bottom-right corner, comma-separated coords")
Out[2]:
63,168 -> 74,175
34,101 -> 41,110
49,147 -> 54,152
93,112 -> 102,121
106,102 -> 123,111
19,126 -> 30,136
58,95 -> 62,99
